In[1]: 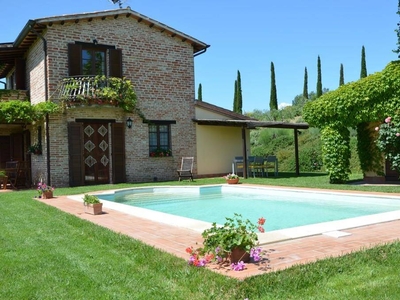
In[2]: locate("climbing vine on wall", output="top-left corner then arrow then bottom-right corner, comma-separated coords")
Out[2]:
303,60 -> 400,183
0,100 -> 59,123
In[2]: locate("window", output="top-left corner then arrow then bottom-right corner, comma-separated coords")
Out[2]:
68,43 -> 122,77
82,48 -> 106,75
149,124 -> 172,157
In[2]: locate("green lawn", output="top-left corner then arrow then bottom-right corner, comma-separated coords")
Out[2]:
2,173 -> 400,299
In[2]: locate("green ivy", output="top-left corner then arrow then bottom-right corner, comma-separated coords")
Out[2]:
356,122 -> 384,175
303,60 -> 400,183
320,126 -> 351,183
0,100 -> 59,123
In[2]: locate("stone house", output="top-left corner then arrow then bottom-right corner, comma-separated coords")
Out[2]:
0,8 -> 254,187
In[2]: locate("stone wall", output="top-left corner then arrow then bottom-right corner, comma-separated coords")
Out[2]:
27,15 -> 197,186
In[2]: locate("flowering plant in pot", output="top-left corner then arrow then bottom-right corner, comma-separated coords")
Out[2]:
186,213 -> 265,271
37,182 -> 55,199
223,173 -> 240,184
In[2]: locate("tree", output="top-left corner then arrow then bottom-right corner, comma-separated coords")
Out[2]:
316,56 -> 322,98
233,80 -> 238,112
303,67 -> 308,99
197,83 -> 202,101
339,64 -> 344,86
360,46 -> 367,78
269,62 -> 278,111
393,0 -> 400,57
236,70 -> 243,114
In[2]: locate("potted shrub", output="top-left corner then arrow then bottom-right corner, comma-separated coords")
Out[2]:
186,213 -> 265,271
0,170 -> 7,190
28,143 -> 42,155
83,194 -> 103,215
37,182 -> 54,199
224,173 -> 240,184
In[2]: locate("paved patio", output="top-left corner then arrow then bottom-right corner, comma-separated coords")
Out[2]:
29,187 -> 400,280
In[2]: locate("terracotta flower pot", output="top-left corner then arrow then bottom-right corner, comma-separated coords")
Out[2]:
229,247 -> 250,263
85,203 -> 103,215
42,191 -> 53,199
226,178 -> 239,184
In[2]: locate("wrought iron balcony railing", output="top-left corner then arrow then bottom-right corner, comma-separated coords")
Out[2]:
53,75 -> 137,112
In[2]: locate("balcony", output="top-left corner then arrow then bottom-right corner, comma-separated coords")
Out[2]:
55,75 -> 137,112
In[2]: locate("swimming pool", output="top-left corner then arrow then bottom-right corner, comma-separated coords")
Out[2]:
69,185 -> 400,244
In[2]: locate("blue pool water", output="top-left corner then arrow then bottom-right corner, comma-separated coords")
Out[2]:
97,186 -> 400,231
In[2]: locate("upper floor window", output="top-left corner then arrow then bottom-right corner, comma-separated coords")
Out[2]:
82,48 -> 106,75
68,42 -> 122,78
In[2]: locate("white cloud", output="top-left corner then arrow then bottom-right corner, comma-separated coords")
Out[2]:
278,102 -> 291,109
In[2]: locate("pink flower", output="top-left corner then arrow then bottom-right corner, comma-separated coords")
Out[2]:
396,133 -> 400,137
385,117 -> 392,123
231,261 -> 246,271
375,127 -> 379,131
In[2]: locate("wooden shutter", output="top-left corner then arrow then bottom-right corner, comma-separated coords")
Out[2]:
68,43 -> 82,76
109,48 -> 122,78
111,123 -> 126,183
68,122 -> 84,186
15,58 -> 26,90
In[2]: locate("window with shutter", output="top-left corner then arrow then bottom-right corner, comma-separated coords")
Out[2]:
68,43 -> 122,77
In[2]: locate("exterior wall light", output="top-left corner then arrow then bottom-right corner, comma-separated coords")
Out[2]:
126,117 -> 133,129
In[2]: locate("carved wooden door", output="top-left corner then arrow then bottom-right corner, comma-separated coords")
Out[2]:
83,122 -> 110,185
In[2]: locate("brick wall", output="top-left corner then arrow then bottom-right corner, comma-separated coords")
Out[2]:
27,15 -> 197,187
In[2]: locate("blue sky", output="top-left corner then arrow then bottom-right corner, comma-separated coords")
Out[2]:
1,0 -> 398,112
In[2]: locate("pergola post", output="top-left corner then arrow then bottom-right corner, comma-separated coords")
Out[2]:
242,126 -> 248,178
294,129 -> 300,176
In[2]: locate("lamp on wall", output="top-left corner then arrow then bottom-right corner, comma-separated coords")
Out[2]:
126,117 -> 133,129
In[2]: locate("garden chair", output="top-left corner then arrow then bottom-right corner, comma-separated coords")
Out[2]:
264,156 -> 278,177
177,157 -> 194,181
248,156 -> 265,177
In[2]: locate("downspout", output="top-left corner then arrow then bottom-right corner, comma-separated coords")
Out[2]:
29,24 -> 51,185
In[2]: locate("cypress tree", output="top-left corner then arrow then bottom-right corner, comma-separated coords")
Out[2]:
360,46 -> 367,78
393,0 -> 400,57
233,80 -> 238,112
303,67 -> 308,99
339,64 -> 344,86
269,62 -> 278,111
316,56 -> 322,98
236,70 -> 243,114
197,83 -> 202,101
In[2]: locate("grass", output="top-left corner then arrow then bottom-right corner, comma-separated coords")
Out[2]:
2,173 -> 400,299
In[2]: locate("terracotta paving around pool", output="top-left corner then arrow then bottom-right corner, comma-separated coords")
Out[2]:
32,189 -> 400,280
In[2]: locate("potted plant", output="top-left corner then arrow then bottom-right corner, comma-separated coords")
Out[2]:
83,194 -> 103,215
186,213 -> 265,271
224,173 -> 240,184
0,170 -> 7,190
28,143 -> 42,155
37,182 -> 54,199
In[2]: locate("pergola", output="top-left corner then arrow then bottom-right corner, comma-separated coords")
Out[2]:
193,119 -> 309,178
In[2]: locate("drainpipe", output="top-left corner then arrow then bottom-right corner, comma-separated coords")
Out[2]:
193,45 -> 210,57
29,24 -> 51,185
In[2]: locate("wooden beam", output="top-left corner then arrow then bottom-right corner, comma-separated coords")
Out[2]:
294,129 -> 299,176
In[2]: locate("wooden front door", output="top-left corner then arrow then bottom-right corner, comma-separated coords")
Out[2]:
68,121 -> 125,187
83,122 -> 110,185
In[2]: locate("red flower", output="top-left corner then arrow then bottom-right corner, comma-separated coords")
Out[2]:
258,217 -> 266,225
258,226 -> 265,233
185,247 -> 193,254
